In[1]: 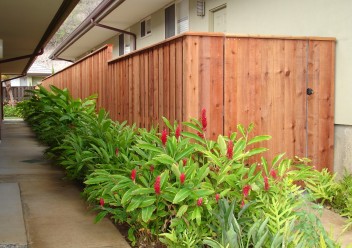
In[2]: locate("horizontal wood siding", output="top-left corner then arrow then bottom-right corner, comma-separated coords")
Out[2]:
40,33 -> 335,171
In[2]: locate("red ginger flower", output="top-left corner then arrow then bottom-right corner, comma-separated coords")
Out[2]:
201,108 -> 207,131
182,158 -> 187,166
270,170 -> 278,179
215,193 -> 220,202
115,148 -> 119,156
264,176 -> 270,191
197,197 -> 203,206
100,198 -> 104,207
161,129 -> 168,146
241,199 -> 245,208
242,185 -> 251,197
154,176 -> 161,195
180,173 -> 186,184
131,169 -> 137,181
227,140 -> 234,159
175,125 -> 181,139
197,132 -> 204,139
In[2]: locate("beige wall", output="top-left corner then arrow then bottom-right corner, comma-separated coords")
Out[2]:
189,0 -> 227,32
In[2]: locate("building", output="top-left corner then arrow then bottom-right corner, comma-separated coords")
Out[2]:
49,0 -> 352,175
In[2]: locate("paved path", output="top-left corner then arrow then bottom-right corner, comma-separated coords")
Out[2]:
0,120 -> 130,248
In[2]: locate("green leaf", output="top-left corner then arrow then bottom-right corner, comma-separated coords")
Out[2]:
217,135 -> 227,156
162,116 -> 174,131
182,121 -> 203,133
247,135 -> 271,145
139,196 -> 156,208
272,153 -> 286,167
126,197 -> 142,212
173,188 -> 192,204
182,131 -> 206,144
95,211 -> 108,223
176,205 -> 189,217
137,143 -> 162,153
246,147 -> 268,157
171,163 -> 181,179
174,146 -> 195,162
141,205 -> 156,223
154,154 -> 176,165
131,188 -> 154,196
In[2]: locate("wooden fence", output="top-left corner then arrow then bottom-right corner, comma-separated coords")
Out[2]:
42,32 -> 335,171
2,86 -> 36,103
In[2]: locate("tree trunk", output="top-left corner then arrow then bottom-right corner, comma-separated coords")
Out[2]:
5,81 -> 15,106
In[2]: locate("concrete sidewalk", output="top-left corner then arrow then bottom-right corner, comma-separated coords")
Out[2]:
0,120 -> 130,248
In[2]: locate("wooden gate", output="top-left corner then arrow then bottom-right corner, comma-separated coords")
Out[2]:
224,36 -> 335,170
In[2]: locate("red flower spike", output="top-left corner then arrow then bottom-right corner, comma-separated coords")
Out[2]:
150,165 -> 154,172
175,125 -> 181,139
182,158 -> 187,166
161,129 -> 168,146
180,173 -> 186,184
197,132 -> 204,139
227,140 -> 234,159
154,176 -> 161,195
241,199 -> 245,208
197,197 -> 203,206
242,185 -> 251,198
100,198 -> 104,207
270,170 -> 278,180
264,176 -> 270,191
131,169 -> 137,181
201,108 -> 207,131
115,148 -> 119,156
215,193 -> 220,202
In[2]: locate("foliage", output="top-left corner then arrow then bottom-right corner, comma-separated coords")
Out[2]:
3,104 -> 23,118
19,85 -> 96,150
20,85 -> 342,247
306,169 -> 352,232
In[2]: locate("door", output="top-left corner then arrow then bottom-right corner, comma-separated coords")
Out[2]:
212,6 -> 226,32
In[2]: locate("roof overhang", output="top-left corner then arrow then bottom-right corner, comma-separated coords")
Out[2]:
50,0 -> 173,61
0,0 -> 79,76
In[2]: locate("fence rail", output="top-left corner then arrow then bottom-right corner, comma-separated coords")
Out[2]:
42,32 -> 335,171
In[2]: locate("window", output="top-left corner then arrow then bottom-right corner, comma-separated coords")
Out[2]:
176,0 -> 189,34
118,34 -> 124,56
165,4 -> 175,39
140,17 -> 151,37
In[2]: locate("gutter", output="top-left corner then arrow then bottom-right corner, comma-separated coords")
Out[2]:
50,0 -> 129,61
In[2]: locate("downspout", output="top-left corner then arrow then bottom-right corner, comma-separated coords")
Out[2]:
90,19 -> 137,51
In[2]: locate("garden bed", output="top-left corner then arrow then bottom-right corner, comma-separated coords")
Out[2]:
18,85 -> 351,247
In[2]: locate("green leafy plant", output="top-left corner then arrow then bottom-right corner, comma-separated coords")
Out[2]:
20,86 -> 343,247
3,104 -> 23,117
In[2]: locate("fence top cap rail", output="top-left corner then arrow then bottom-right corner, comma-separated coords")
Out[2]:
226,34 -> 336,41
108,32 -> 336,63
107,32 -> 226,63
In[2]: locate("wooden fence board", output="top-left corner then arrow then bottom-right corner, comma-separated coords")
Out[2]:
41,34 -> 335,171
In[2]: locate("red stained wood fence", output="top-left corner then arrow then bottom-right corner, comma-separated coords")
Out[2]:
42,33 -> 335,171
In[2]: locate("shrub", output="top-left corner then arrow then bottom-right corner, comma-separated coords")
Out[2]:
3,104 -> 23,118
21,85 -> 341,247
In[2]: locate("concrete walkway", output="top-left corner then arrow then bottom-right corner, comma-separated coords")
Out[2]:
0,120 -> 130,248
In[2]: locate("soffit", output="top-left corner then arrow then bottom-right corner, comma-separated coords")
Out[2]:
0,0 -> 78,75
57,0 -> 173,61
